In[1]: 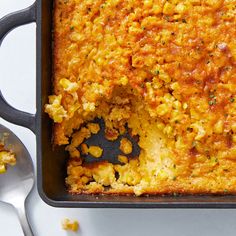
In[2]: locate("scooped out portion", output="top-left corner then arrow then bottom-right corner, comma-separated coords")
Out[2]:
45,0 -> 236,196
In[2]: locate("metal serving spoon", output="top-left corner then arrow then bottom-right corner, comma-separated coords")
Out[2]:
0,124 -> 34,236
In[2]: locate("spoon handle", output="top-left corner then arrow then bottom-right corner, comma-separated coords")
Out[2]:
15,202 -> 34,236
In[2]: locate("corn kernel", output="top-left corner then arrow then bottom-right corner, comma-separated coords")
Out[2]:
175,3 -> 187,14
152,4 -> 162,14
229,42 -> 236,61
156,103 -> 170,116
0,164 -> 6,174
173,100 -> 181,110
93,163 -> 116,186
232,135 -> 236,143
118,155 -> 128,164
163,125 -> 173,136
120,138 -> 133,154
81,143 -> 89,154
159,71 -> 171,83
0,151 -> 16,165
59,78 -> 78,93
191,122 -> 206,140
45,95 -> 67,123
87,123 -> 100,134
144,0 -> 153,8
213,120 -> 224,134
183,103 -> 188,109
81,176 -> 90,184
157,122 -> 165,130
232,123 -> 236,133
170,82 -> 180,90
163,2 -> 175,15
82,102 -> 96,112
88,146 -> 103,158
204,0 -> 223,9
119,76 -> 128,86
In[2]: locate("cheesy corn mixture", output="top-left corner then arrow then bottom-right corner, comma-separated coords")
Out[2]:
45,0 -> 236,195
0,139 -> 16,174
62,218 -> 79,232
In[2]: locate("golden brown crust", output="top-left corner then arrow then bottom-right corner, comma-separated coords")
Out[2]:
69,191 -> 236,196
49,0 -> 236,196
53,1 -> 77,145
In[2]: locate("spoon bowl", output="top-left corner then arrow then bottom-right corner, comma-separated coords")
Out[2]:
0,124 -> 34,236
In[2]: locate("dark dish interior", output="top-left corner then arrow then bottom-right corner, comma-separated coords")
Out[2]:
38,0 -> 236,207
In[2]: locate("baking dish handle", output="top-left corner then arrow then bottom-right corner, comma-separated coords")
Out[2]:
0,2 -> 36,133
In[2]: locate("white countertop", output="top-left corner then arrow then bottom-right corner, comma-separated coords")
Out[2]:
1,1 -> 236,236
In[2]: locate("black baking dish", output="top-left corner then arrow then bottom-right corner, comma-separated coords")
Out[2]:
1,0 -> 236,208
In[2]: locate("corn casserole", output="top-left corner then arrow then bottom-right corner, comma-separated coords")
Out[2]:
0,136 -> 16,174
62,218 -> 79,232
45,0 -> 236,196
